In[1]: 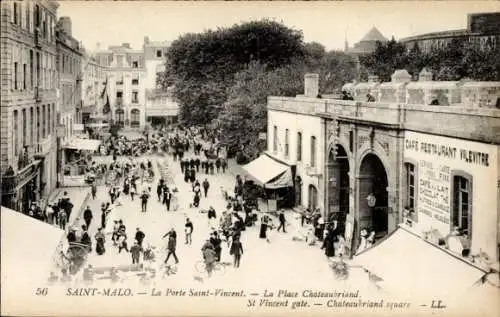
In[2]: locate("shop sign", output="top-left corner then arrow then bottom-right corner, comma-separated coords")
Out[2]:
418,160 -> 451,226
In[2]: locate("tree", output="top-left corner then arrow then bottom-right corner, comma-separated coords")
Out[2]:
218,61 -> 305,159
159,19 -> 306,127
359,37 -> 500,82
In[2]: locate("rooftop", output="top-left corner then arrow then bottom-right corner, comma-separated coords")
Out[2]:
359,27 -> 389,43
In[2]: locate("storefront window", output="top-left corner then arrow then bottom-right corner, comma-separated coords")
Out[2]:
452,174 -> 472,238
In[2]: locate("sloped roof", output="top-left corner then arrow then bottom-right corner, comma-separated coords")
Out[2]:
359,27 -> 388,43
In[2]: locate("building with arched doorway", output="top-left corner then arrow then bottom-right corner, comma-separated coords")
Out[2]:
267,71 -> 500,273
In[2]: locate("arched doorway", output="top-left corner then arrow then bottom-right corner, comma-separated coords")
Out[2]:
308,184 -> 318,211
115,109 -> 125,127
130,109 -> 140,128
358,153 -> 388,238
327,144 -> 350,230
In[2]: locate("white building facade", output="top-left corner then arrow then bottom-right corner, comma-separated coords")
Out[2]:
267,85 -> 325,212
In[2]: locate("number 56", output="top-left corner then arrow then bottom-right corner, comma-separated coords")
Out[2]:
35,288 -> 48,296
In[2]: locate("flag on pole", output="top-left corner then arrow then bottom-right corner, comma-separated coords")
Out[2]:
102,95 -> 111,114
100,77 -> 111,114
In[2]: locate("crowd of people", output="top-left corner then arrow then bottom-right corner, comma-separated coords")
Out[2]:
51,124 -> 352,285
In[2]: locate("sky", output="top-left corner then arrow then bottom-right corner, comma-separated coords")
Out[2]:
58,1 -> 500,51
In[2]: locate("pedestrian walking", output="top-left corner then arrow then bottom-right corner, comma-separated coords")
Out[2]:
185,218 -> 193,245
157,182 -> 163,202
277,210 -> 287,233
163,187 -> 172,211
100,203 -> 108,229
202,178 -> 210,197
95,228 -> 106,255
83,206 -> 93,229
91,182 -> 97,200
140,191 -> 149,212
221,159 -> 228,173
230,237 -> 244,268
163,229 -> 179,264
135,228 -> 145,247
130,185 -> 136,201
58,209 -> 67,230
215,158 -> 221,173
130,241 -> 143,264
118,231 -> 129,253
207,206 -> 217,228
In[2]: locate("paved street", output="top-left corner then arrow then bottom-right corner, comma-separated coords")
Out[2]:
73,151 -> 377,294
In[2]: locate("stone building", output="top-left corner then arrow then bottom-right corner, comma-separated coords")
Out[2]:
81,54 -> 107,124
56,16 -> 84,143
143,36 -> 179,127
400,12 -> 500,52
267,71 -> 500,273
94,43 -> 147,128
1,0 -> 59,212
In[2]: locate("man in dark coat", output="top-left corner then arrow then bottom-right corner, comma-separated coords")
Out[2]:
135,228 -> 145,247
221,159 -> 228,173
190,168 -> 196,183
215,159 -> 221,173
189,158 -> 195,170
163,229 -> 179,264
230,237 -> 244,268
157,181 -> 164,201
83,206 -> 93,229
277,210 -> 287,233
194,158 -> 200,172
163,187 -> 171,211
202,178 -> 210,197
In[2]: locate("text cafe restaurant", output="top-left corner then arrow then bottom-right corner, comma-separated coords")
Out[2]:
353,130 -> 499,295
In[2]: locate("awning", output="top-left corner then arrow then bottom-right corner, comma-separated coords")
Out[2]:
242,154 -> 292,188
1,208 -> 65,299
351,227 -> 487,298
64,138 -> 102,151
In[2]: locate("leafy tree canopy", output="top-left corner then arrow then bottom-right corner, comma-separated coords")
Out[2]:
360,38 -> 500,81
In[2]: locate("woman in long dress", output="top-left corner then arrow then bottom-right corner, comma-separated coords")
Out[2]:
259,214 -> 269,239
95,228 -> 106,255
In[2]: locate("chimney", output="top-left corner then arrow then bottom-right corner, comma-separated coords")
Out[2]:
304,73 -> 319,98
59,17 -> 72,36
144,36 -> 150,45
122,43 -> 131,49
96,42 -> 101,50
418,68 -> 433,81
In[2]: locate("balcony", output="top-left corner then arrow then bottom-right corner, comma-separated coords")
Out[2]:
35,28 -> 41,48
33,136 -> 53,159
35,87 -> 43,102
1,161 -> 40,195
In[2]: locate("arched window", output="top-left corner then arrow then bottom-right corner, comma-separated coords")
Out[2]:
115,109 -> 125,127
130,109 -> 140,128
